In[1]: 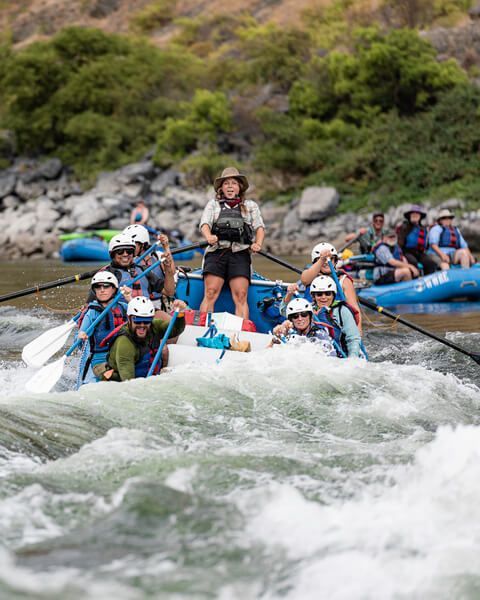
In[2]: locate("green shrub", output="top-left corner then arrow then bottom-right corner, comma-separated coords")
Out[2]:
130,0 -> 177,33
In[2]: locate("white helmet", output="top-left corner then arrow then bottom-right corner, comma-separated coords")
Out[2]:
286,297 -> 314,318
127,296 -> 155,318
123,224 -> 150,245
108,233 -> 136,255
310,275 -> 337,295
91,271 -> 119,288
311,242 -> 338,262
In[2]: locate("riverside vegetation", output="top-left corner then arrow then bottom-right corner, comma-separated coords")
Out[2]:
0,0 -> 479,214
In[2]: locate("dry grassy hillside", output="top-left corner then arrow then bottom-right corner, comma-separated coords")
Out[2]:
0,0 -> 331,46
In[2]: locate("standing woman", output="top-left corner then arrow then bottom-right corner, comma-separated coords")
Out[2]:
199,167 -> 265,319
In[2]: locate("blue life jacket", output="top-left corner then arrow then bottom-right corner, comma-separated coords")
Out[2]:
81,301 -> 127,354
405,225 -> 427,252
104,325 -> 163,378
438,226 -> 461,249
313,307 -> 343,355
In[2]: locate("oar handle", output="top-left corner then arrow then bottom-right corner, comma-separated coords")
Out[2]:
147,310 -> 179,377
327,259 -> 346,303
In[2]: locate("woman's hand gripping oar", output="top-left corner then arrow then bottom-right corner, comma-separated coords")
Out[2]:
257,250 -> 480,366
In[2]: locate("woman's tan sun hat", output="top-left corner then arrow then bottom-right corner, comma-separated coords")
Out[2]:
214,167 -> 249,193
437,208 -> 455,221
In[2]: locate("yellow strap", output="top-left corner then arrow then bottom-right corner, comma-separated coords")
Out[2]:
378,306 -> 383,313
75,274 -> 80,282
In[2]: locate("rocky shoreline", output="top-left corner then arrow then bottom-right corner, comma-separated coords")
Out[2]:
0,157 -> 479,260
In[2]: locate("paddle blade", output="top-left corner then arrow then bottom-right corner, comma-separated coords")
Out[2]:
471,353 -> 480,366
22,319 -> 76,368
24,356 -> 67,394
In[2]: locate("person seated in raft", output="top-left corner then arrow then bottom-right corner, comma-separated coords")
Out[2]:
122,224 -> 176,315
78,272 -> 131,384
300,242 -> 362,333
344,212 -> 386,254
95,296 -> 187,382
427,208 -> 475,270
271,298 -> 337,356
130,198 -> 149,225
309,275 -> 362,358
199,167 -> 265,319
372,230 -> 419,285
396,204 -> 439,275
88,233 -> 165,304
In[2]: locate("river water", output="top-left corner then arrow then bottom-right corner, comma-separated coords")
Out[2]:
0,258 -> 479,599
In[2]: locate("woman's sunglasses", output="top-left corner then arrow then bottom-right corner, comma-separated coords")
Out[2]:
290,311 -> 311,319
115,248 -> 134,256
131,316 -> 153,325
92,283 -> 114,290
312,291 -> 334,297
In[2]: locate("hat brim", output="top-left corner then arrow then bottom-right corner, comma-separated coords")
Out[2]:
214,174 -> 249,193
404,210 -> 426,219
438,214 -> 455,220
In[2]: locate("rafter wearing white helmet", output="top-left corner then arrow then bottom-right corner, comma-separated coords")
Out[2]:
108,233 -> 136,255
286,297 -> 314,319
310,275 -> 337,295
311,242 -> 338,263
91,271 -> 119,289
127,296 -> 155,318
123,224 -> 150,246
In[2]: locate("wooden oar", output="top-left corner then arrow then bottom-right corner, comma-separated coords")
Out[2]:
1,241 -> 206,304
147,310 -> 179,377
257,250 -> 480,365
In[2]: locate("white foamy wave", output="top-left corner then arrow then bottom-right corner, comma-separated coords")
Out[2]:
246,424 -> 480,599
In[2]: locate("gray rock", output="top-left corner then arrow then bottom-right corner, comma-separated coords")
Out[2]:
7,212 -> 38,238
89,0 -> 120,18
70,194 -> 110,229
2,194 -> 20,209
150,170 -> 180,194
15,179 -> 46,201
36,158 -> 63,180
0,173 -> 17,198
155,210 -> 179,231
108,217 -> 129,230
56,215 -> 76,232
282,207 -> 302,235
121,183 -> 145,199
440,198 -> 465,210
259,201 -> 289,226
95,172 -> 121,196
298,187 -> 339,221
101,196 -> 124,216
305,222 -> 325,239
116,160 -> 154,184
11,232 -> 41,256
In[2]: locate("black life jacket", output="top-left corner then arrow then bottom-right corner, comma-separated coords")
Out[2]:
211,203 -> 253,244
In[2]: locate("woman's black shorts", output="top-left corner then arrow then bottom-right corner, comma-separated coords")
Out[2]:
375,270 -> 396,285
203,248 -> 251,282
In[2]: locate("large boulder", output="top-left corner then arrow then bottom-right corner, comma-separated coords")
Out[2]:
282,207 -> 302,236
70,194 -> 110,228
15,179 -> 46,201
298,186 -> 339,221
116,160 -> 155,184
150,169 -> 181,194
0,172 -> 17,198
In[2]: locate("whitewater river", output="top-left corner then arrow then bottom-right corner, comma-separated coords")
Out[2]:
0,259 -> 479,599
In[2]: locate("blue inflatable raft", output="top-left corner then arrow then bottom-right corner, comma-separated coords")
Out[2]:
60,238 -> 197,263
357,264 -> 480,306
